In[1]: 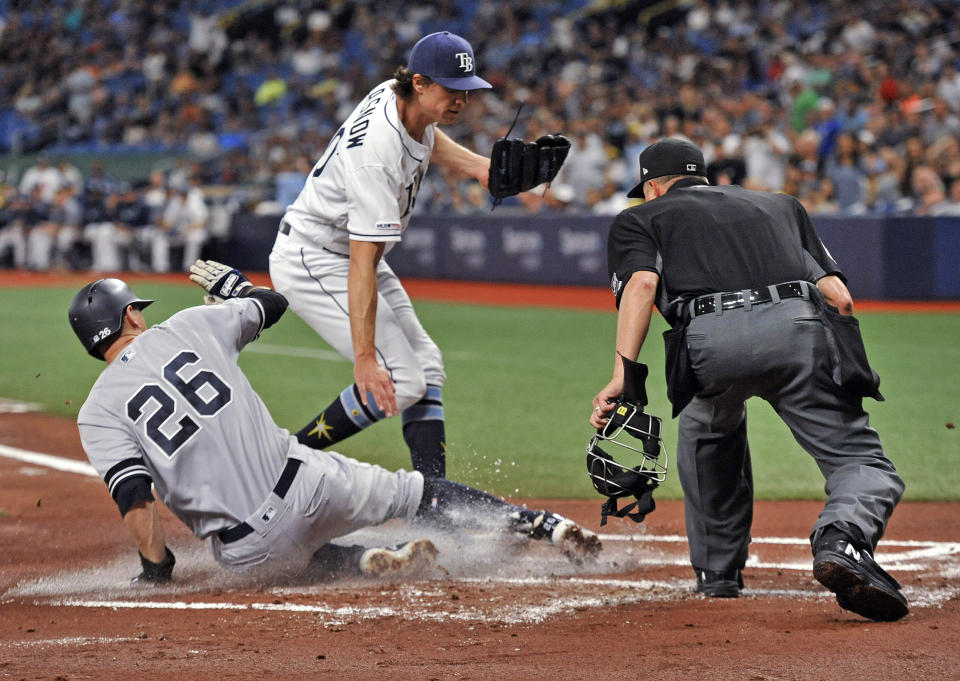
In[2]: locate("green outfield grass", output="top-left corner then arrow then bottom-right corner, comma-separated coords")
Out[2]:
2,282 -> 958,501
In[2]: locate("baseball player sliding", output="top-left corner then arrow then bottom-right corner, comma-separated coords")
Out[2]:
68,262 -> 599,583
268,31 -> 567,479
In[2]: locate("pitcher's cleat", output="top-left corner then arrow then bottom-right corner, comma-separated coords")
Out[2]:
359,539 -> 439,578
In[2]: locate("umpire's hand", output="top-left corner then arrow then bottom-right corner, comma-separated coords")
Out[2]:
590,379 -> 622,429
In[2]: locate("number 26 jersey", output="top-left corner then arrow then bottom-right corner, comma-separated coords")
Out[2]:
77,299 -> 292,539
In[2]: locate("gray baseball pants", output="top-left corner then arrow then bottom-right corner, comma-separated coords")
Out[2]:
678,292 -> 903,574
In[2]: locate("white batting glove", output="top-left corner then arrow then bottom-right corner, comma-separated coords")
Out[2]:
188,259 -> 253,304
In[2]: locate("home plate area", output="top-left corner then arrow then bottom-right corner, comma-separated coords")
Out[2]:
10,523 -> 959,627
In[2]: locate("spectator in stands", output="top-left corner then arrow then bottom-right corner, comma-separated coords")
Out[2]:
142,170 -> 169,223
936,63 -> 960,113
31,185 -> 82,271
706,137 -> 747,186
922,98 -> 960,146
18,154 -> 63,203
825,132 -> 869,213
7,186 -> 48,269
934,178 -> 960,216
84,185 -> 129,273
555,124 -> 609,204
909,165 -> 949,215
588,179 -> 630,215
0,186 -> 28,269
741,121 -> 790,192
151,176 -> 208,273
56,158 -> 85,194
0,0 -> 959,223
84,161 -> 121,199
122,184 -> 155,270
866,146 -> 908,214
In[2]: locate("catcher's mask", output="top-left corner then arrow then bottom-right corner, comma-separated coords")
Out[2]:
586,357 -> 667,525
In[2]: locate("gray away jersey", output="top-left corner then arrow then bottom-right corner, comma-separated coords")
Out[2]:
77,298 -> 292,539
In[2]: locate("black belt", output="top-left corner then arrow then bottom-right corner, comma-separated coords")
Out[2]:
692,281 -> 806,317
217,458 -> 302,544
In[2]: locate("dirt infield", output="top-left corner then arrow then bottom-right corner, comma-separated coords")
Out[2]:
1,410 -> 958,681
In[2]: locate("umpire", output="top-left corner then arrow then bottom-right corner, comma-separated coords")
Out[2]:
589,138 -> 907,621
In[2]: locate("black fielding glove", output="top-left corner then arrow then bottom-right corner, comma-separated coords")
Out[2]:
488,134 -> 571,206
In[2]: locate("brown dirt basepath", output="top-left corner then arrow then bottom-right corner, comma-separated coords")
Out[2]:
1,411 -> 958,681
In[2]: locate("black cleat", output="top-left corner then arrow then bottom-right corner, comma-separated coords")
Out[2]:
695,568 -> 744,598
813,536 -> 908,622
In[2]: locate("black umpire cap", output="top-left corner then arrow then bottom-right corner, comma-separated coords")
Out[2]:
626,138 -> 707,198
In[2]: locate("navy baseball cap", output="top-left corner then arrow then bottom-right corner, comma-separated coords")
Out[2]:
626,138 -> 707,198
407,31 -> 492,91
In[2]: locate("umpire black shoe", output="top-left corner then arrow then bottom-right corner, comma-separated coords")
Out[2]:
812,525 -> 908,622
694,567 -> 744,598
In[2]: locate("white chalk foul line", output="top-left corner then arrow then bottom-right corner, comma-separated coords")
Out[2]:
2,635 -> 138,649
0,443 -> 97,477
597,533 -> 960,571
37,575 -> 960,627
0,399 -> 43,414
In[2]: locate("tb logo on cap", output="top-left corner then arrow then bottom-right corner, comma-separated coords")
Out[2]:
456,53 -> 473,72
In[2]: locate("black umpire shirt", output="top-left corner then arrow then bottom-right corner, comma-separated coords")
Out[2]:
607,178 -> 844,327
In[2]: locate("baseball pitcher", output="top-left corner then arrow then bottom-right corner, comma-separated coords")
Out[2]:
269,31 -> 567,479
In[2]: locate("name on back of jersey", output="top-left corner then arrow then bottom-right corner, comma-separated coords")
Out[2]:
346,86 -> 386,149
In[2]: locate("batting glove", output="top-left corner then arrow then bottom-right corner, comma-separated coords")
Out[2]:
132,546 -> 176,584
189,259 -> 253,304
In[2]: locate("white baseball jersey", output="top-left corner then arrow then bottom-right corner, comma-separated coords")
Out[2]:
281,79 -> 434,255
77,298 -> 292,540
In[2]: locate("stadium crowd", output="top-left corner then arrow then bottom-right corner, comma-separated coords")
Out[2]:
3,0 -> 960,271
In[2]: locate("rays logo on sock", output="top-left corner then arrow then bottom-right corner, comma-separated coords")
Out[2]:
307,413 -> 334,441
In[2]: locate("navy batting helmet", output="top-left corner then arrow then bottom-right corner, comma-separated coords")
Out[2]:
68,279 -> 153,359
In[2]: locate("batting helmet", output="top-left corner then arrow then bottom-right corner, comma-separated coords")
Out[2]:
68,278 -> 153,359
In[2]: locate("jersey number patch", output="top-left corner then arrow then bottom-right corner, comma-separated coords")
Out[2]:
126,351 -> 232,457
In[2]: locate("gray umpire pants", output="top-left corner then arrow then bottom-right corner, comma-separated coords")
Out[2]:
678,290 -> 904,574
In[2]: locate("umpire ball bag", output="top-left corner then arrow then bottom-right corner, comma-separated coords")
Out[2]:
586,357 -> 668,525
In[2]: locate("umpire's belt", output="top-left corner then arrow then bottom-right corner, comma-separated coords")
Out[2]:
217,458 -> 302,544
691,281 -> 807,317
